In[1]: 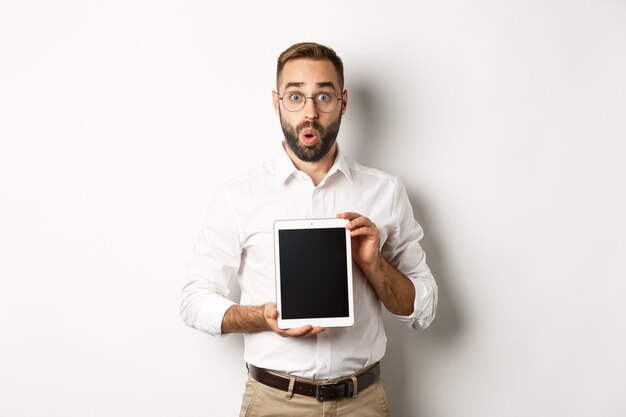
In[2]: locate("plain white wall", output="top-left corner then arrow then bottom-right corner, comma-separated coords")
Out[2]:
1,1 -> 625,416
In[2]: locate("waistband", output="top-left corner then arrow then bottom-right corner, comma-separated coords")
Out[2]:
248,362 -> 380,402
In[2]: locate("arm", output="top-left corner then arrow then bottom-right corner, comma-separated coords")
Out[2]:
179,186 -> 241,336
180,185 -> 324,338
337,181 -> 437,328
360,253 -> 416,316
337,212 -> 416,316
221,303 -> 325,337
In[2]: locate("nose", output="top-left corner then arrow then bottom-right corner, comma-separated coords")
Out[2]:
303,97 -> 318,121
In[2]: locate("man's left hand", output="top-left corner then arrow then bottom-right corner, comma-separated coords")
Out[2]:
337,212 -> 381,271
337,211 -> 416,316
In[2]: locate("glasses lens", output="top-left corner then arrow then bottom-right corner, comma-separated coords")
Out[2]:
282,92 -> 305,112
315,92 -> 339,113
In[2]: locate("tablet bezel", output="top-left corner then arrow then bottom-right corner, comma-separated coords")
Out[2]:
273,218 -> 354,329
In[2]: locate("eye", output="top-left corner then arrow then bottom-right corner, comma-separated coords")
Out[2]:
287,93 -> 302,102
317,93 -> 330,102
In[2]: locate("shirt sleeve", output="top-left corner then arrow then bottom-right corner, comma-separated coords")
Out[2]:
180,185 -> 241,336
381,179 -> 438,329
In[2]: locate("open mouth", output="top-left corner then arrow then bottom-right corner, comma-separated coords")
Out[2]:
300,128 -> 318,145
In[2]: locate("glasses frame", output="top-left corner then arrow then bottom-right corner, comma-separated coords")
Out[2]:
278,91 -> 343,113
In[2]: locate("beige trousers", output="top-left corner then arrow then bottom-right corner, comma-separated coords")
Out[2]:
238,375 -> 391,417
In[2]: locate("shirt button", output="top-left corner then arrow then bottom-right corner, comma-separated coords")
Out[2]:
321,363 -> 328,370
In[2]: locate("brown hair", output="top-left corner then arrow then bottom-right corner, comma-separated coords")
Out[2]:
276,42 -> 344,91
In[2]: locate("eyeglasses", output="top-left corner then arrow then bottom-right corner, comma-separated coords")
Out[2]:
278,91 -> 342,113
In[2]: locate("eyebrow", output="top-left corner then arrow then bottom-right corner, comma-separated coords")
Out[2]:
284,81 -> 338,91
316,81 -> 337,90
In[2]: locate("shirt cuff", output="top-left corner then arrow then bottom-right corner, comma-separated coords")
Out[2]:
388,279 -> 437,330
193,293 -> 237,337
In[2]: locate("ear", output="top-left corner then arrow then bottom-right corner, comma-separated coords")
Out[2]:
341,89 -> 348,114
272,90 -> 280,116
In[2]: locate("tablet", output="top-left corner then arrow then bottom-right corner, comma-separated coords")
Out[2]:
274,218 -> 354,329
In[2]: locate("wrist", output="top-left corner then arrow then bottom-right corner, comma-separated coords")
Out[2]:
359,253 -> 386,275
259,304 -> 272,331
222,304 -> 270,334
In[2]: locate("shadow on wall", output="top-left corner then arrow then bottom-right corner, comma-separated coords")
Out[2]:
382,192 -> 464,416
344,82 -> 385,168
349,80 -> 463,415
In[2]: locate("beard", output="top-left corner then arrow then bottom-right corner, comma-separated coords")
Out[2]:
280,114 -> 342,162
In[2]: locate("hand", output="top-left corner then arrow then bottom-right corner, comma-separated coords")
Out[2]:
262,303 -> 325,337
337,212 -> 382,270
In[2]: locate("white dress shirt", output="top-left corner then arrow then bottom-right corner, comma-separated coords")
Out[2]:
180,142 -> 438,379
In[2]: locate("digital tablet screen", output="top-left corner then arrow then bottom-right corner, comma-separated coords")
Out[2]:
278,228 -> 350,319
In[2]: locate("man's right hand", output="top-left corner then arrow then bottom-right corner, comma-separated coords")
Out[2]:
221,303 -> 325,337
262,302 -> 325,337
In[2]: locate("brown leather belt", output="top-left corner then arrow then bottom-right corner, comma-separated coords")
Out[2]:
248,363 -> 380,402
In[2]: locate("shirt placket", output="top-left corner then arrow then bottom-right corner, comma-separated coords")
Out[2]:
311,183 -> 334,378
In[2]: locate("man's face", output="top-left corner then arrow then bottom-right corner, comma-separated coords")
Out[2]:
273,59 -> 348,162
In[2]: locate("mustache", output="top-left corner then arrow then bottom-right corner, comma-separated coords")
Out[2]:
296,121 -> 324,134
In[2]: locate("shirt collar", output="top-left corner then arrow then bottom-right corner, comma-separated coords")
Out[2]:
274,141 -> 353,185
275,142 -> 299,183
327,145 -> 353,183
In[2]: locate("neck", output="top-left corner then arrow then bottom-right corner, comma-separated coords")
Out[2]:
283,141 -> 338,186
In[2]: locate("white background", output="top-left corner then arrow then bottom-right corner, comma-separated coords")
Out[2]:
1,1 -> 625,416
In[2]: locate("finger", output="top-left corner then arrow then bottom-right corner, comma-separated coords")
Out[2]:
263,302 -> 277,315
269,321 -> 301,336
284,325 -> 314,337
281,324 -> 326,338
350,227 -> 378,237
346,217 -> 374,230
264,305 -> 278,320
336,212 -> 362,221
309,326 -> 326,335
296,326 -> 326,338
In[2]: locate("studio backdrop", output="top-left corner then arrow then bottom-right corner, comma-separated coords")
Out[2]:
1,1 -> 625,416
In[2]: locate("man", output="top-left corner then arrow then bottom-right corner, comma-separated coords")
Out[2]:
181,42 -> 438,417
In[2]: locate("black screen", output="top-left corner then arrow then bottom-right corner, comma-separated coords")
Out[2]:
278,228 -> 349,319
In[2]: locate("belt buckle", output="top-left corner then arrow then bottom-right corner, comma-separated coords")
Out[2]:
315,383 -> 334,402
315,381 -> 347,402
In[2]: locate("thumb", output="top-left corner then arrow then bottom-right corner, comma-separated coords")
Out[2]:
264,302 -> 278,319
